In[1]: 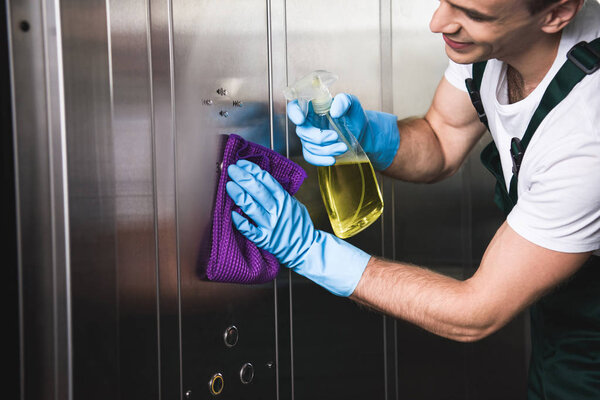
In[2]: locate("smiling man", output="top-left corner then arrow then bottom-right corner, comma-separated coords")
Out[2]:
225,1 -> 600,398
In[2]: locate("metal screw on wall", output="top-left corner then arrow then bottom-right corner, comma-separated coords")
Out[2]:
202,99 -> 213,105
232,100 -> 243,107
216,88 -> 228,96
219,111 -> 229,118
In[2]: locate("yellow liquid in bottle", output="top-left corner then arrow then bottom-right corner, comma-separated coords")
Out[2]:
317,160 -> 384,239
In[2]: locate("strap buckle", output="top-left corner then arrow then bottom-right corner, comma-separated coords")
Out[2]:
511,137 -> 525,175
465,78 -> 488,125
567,41 -> 600,75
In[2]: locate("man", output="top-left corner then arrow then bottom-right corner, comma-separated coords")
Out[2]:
225,0 -> 600,398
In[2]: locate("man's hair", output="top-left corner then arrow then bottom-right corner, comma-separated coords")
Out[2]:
527,0 -> 561,14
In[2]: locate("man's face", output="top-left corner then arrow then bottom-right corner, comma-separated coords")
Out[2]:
430,0 -> 548,64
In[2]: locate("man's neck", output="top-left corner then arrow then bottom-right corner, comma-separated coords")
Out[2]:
504,32 -> 562,103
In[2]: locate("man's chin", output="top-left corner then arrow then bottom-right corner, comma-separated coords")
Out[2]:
445,46 -> 489,65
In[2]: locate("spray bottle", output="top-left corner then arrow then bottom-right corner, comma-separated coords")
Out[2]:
284,70 -> 383,239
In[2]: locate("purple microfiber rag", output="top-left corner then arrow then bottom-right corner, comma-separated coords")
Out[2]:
206,134 -> 307,284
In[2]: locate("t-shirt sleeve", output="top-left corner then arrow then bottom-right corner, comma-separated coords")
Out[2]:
507,134 -> 600,253
443,59 -> 471,93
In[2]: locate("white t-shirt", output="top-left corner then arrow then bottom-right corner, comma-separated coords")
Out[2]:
444,1 -> 600,255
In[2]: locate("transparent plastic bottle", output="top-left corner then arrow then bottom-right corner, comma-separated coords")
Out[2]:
284,70 -> 383,238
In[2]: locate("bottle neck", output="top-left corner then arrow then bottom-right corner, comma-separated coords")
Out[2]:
311,95 -> 332,115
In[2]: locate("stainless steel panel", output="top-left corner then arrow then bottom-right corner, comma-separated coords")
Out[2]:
172,0 -> 277,397
9,0 -> 72,398
60,0 -> 159,398
286,1 -> 386,399
106,0 -> 161,397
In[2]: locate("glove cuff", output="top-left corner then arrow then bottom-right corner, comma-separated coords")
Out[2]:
290,230 -> 371,297
364,110 -> 400,171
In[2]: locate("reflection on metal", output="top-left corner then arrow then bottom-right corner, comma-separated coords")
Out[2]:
208,373 -> 224,396
224,325 -> 239,348
240,362 -> 255,384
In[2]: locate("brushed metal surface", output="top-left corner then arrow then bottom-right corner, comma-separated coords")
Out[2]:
171,0 -> 277,397
8,0 -> 72,398
148,0 -> 182,398
60,0 -> 159,398
106,0 -> 161,398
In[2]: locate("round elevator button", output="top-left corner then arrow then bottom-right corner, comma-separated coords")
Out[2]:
209,373 -> 224,396
223,325 -> 239,348
239,363 -> 254,384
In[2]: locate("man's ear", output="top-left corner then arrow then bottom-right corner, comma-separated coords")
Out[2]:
540,0 -> 584,34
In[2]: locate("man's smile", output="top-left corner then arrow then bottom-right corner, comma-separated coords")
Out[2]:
443,34 -> 474,50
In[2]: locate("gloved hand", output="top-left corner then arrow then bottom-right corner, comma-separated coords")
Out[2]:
287,93 -> 400,170
226,159 -> 371,296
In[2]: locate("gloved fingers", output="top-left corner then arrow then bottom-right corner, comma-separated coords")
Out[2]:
231,210 -> 264,242
234,160 -> 287,206
330,93 -> 353,118
227,164 -> 277,214
286,100 -> 306,126
296,124 -> 339,145
225,179 -> 272,228
302,146 -> 335,167
302,139 -> 347,157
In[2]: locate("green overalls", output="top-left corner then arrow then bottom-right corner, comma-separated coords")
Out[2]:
466,39 -> 600,399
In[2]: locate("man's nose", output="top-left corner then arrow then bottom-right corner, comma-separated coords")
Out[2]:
430,1 -> 460,35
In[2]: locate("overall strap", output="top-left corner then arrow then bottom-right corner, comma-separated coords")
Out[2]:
465,61 -> 488,129
471,38 -> 600,215
508,37 -> 600,195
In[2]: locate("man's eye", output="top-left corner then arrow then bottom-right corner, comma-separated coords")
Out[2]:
467,13 -> 486,22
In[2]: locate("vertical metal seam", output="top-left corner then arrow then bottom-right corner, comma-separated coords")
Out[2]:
283,0 -> 289,158
55,2 -> 73,396
4,3 -> 25,398
379,0 -> 399,398
38,2 -> 58,399
280,1 -> 295,397
104,1 -> 122,395
265,2 -> 281,398
144,0 -> 162,398
266,0 -> 275,150
165,0 -> 184,397
379,0 -> 390,400
41,1 -> 73,398
42,0 -> 74,397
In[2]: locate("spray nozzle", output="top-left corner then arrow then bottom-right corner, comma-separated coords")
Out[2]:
283,70 -> 338,115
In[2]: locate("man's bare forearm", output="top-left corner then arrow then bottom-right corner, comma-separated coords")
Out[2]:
351,257 -> 496,342
381,117 -> 450,183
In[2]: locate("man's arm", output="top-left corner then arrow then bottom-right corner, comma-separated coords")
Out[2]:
351,222 -> 591,342
382,77 -> 487,183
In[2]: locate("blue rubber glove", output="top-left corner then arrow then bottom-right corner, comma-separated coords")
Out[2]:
226,159 -> 371,296
287,93 -> 400,170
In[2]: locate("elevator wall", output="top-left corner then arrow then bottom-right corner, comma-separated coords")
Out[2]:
8,1 -> 529,399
